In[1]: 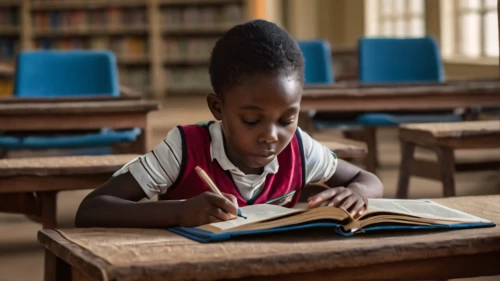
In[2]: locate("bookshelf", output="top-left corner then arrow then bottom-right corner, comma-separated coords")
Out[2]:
159,0 -> 245,95
0,1 -> 22,96
0,0 -> 250,98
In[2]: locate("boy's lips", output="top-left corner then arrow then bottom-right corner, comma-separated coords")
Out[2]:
254,151 -> 275,157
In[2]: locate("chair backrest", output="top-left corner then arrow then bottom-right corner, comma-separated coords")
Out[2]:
13,50 -> 119,97
358,36 -> 444,83
297,40 -> 335,85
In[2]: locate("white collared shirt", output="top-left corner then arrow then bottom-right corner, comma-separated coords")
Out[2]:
114,121 -> 337,200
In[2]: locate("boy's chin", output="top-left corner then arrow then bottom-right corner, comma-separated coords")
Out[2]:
246,155 -> 275,169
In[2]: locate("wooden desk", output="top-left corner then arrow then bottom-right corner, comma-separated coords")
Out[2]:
300,79 -> 500,172
0,99 -> 159,153
397,121 -> 500,198
0,154 -> 139,229
301,79 -> 500,112
39,195 -> 500,281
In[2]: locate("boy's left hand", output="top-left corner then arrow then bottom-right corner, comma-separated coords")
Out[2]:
307,185 -> 368,218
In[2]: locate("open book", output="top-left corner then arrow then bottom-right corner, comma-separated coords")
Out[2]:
169,198 -> 495,242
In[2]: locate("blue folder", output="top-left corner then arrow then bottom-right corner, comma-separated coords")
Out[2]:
169,221 -> 495,243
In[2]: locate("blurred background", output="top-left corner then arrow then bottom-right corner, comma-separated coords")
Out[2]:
1,0 -> 498,98
0,0 -> 499,280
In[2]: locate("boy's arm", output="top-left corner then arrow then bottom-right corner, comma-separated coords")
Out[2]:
307,159 -> 383,218
75,172 -> 238,228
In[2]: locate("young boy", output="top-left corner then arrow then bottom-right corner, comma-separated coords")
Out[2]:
75,20 -> 383,228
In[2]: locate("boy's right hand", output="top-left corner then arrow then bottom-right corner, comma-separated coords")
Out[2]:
177,192 -> 239,227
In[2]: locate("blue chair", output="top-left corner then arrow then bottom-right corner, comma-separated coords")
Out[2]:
0,50 -> 141,154
303,37 -> 463,172
297,40 -> 334,84
356,37 -> 461,126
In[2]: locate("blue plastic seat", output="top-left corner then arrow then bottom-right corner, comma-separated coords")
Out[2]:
1,50 -> 141,152
297,40 -> 334,84
356,37 -> 462,125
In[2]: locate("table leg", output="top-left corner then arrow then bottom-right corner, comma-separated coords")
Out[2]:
40,192 -> 57,229
363,127 -> 378,174
396,140 -> 416,199
72,267 -> 99,281
436,146 -> 456,197
44,249 -> 72,281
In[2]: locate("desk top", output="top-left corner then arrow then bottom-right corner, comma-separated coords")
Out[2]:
0,99 -> 160,115
401,120 -> 500,138
303,79 -> 500,98
0,95 -> 141,104
38,195 -> 500,281
0,154 -> 138,177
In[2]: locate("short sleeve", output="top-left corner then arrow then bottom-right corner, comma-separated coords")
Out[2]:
298,128 -> 338,184
112,127 -> 184,198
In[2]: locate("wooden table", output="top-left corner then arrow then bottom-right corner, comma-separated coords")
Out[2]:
0,98 -> 159,154
301,79 -> 500,113
300,79 -> 500,172
397,121 -> 500,198
0,154 -> 139,229
39,195 -> 500,281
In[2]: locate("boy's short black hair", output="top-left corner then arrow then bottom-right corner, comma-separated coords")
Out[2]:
209,19 -> 304,95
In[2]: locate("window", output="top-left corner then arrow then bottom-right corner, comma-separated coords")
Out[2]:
365,0 -> 425,37
442,0 -> 499,59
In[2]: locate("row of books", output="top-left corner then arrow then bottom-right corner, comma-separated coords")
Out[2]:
36,37 -> 148,59
164,37 -> 217,62
165,67 -> 211,92
0,80 -> 13,96
33,9 -> 147,31
0,8 -> 18,27
31,0 -> 128,2
119,67 -> 150,92
161,5 -> 243,27
0,39 -> 19,59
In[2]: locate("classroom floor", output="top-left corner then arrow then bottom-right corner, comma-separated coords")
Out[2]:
1,96 -> 499,281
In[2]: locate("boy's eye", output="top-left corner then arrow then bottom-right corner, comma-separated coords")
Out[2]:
279,119 -> 294,126
242,118 -> 259,126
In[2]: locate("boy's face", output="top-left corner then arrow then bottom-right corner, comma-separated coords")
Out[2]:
208,73 -> 302,175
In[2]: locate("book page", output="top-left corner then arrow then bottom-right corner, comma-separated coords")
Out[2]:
198,204 -> 304,233
365,199 -> 491,222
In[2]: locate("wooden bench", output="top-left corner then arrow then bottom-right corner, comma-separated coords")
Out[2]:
0,154 -> 138,228
397,121 -> 500,198
320,139 -> 367,160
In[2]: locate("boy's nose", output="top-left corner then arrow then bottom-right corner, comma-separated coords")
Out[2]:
259,124 -> 278,143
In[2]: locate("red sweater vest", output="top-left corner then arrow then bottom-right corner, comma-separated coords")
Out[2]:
161,122 -> 305,207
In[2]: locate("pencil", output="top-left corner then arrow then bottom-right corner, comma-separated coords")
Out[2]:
195,166 -> 247,219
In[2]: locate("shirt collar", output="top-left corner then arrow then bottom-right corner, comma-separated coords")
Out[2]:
209,121 -> 279,175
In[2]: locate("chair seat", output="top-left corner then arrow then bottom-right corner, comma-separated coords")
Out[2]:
0,136 -> 22,149
0,128 -> 141,149
356,113 -> 463,126
313,113 -> 462,128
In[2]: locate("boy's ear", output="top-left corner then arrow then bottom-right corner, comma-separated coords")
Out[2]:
207,93 -> 222,120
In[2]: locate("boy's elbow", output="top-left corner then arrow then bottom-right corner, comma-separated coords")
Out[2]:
74,198 -> 94,228
370,172 -> 384,198
362,170 -> 384,198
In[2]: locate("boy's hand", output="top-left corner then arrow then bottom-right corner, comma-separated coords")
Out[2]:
307,186 -> 368,219
178,192 -> 239,227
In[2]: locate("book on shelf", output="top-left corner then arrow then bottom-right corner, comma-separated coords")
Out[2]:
161,4 -> 243,27
33,8 -> 146,31
0,39 -> 19,60
169,198 -> 495,243
119,67 -> 149,92
36,36 -> 147,60
165,67 -> 211,92
164,37 -> 216,63
0,7 -> 19,28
